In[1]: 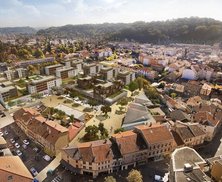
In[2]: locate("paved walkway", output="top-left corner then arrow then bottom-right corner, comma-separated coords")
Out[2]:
0,112 -> 15,128
36,153 -> 61,182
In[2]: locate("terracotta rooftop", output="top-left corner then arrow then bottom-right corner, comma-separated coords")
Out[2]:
0,156 -> 33,180
64,139 -> 113,163
112,130 -> 146,155
135,124 -> 174,145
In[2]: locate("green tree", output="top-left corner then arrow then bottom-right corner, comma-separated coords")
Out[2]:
98,123 -> 109,139
170,92 -> 177,99
128,81 -> 138,92
114,128 -> 124,134
127,169 -> 143,182
69,114 -> 75,123
33,48 -> 44,58
84,125 -> 99,141
101,105 -> 112,116
104,176 -> 116,182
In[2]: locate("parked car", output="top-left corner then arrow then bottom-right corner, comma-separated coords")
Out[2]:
43,155 -> 51,161
154,175 -> 163,181
23,139 -> 30,145
0,132 -> 3,137
30,167 -> 38,177
22,144 -> 27,149
16,150 -> 22,156
15,143 -> 20,148
10,138 -> 15,144
33,147 -> 40,153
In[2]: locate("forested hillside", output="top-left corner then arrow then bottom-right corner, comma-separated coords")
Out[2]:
37,17 -> 222,44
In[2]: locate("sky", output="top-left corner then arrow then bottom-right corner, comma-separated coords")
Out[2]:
0,0 -> 222,27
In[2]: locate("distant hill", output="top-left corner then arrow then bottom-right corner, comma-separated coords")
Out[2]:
0,26 -> 36,35
37,17 -> 222,44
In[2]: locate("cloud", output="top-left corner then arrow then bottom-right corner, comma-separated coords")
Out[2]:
0,0 -> 222,27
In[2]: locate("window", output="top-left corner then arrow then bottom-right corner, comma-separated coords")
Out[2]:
8,176 -> 13,180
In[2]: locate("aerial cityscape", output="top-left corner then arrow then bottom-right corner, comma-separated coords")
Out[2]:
0,0 -> 222,182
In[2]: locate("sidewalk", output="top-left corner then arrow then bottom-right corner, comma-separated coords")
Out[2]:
36,153 -> 61,182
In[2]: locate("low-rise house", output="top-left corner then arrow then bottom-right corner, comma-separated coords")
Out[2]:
61,139 -> 114,178
182,68 -> 198,80
0,156 -> 33,182
163,95 -> 187,111
111,131 -> 147,169
135,124 -> 175,160
170,109 -> 191,122
207,156 -> 222,182
200,83 -> 212,96
173,122 -> 206,147
171,83 -> 185,94
193,111 -> 221,141
186,96 -> 202,107
184,80 -> 202,97
149,107 -> 166,122
13,108 -> 69,156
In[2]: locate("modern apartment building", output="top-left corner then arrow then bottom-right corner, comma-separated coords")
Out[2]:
27,76 -> 62,94
117,70 -> 136,85
4,68 -> 27,80
0,81 -> 18,102
45,64 -> 63,75
93,80 -> 124,101
55,67 -> 77,79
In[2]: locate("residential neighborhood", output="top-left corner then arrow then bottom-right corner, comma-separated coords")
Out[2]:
0,36 -> 222,182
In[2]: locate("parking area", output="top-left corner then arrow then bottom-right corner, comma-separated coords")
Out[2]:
1,123 -> 53,177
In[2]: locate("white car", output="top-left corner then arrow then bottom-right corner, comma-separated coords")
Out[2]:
16,150 -> 22,156
43,155 -> 51,161
23,139 -> 30,145
22,144 -> 27,149
15,143 -> 20,148
30,167 -> 38,177
0,132 -> 3,137
10,138 -> 15,144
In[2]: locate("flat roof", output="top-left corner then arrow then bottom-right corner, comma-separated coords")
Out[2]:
30,76 -> 56,84
55,104 -> 85,121
45,64 -> 62,69
0,85 -> 16,93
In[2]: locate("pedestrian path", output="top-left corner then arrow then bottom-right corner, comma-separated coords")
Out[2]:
36,153 -> 61,182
